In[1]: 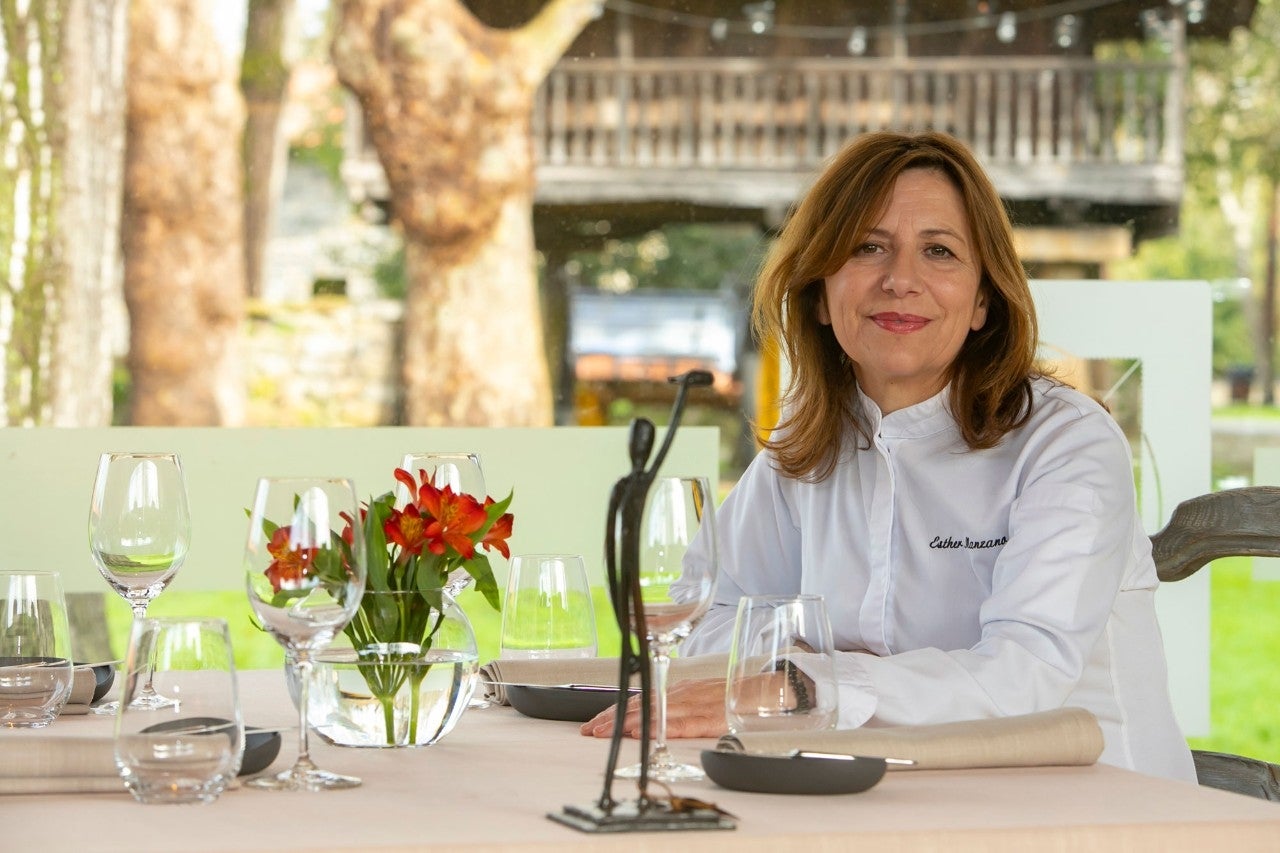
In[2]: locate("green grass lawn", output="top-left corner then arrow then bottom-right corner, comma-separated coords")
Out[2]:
104,557 -> 1279,763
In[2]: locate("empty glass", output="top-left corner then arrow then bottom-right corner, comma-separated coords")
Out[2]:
500,554 -> 597,660
726,594 -> 838,734
114,618 -> 243,804
0,571 -> 74,728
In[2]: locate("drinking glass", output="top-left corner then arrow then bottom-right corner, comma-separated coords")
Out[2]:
500,554 -> 597,659
616,475 -> 718,782
88,451 -> 191,713
395,452 -> 485,597
0,571 -> 74,728
114,618 -> 243,804
726,594 -> 838,734
243,477 -> 366,791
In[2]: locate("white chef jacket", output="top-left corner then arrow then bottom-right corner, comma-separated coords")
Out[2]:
682,378 -> 1196,782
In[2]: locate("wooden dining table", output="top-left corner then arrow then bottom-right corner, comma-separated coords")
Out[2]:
4,669 -> 1279,852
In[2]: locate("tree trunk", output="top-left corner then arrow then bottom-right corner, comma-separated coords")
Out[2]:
332,0 -> 601,427
1264,179 -> 1280,406
241,0 -> 296,300
1,0 -> 127,427
123,0 -> 246,425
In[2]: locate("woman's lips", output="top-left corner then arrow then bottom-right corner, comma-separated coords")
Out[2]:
871,312 -> 929,333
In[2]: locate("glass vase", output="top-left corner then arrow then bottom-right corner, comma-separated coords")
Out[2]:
287,591 -> 478,747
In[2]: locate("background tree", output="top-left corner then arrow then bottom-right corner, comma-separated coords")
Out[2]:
0,0 -> 126,426
331,0 -> 603,427
123,0 -> 246,425
241,0 -> 298,300
1184,0 -> 1280,402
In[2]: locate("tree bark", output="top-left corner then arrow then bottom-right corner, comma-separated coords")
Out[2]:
123,0 -> 246,425
331,0 -> 601,426
1264,179 -> 1279,406
1,0 -> 127,427
241,0 -> 296,300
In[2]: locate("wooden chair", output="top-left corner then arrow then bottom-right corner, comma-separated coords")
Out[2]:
1149,486 -> 1280,800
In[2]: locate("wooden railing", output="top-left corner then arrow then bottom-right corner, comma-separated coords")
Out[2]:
533,56 -> 1181,172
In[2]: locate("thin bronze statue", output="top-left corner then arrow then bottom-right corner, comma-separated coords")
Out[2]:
550,370 -> 735,833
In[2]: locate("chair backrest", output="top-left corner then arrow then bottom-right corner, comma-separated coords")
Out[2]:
1148,485 -> 1280,801
1149,486 -> 1280,582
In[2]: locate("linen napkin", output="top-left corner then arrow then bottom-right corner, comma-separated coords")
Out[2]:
59,665 -> 101,716
0,736 -> 126,794
718,707 -> 1104,770
0,664 -> 98,718
480,653 -> 731,705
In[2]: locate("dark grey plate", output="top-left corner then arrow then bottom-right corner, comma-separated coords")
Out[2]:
506,684 -> 638,723
140,716 -> 282,777
700,749 -> 887,795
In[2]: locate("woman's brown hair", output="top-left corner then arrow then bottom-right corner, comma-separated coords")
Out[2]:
753,131 -> 1038,481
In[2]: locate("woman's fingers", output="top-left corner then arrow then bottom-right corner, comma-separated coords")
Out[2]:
578,678 -> 728,739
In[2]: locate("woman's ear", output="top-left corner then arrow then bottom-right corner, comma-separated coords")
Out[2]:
970,288 -> 989,331
816,284 -> 831,326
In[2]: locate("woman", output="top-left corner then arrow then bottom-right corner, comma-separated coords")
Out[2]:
582,130 -> 1195,783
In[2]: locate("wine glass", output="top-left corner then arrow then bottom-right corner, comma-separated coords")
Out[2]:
397,452 -> 495,709
243,477 -> 366,791
396,452 -> 485,596
88,452 -> 191,714
616,475 -> 718,782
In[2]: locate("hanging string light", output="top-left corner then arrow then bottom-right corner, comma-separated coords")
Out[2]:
742,1 -> 775,35
996,10 -> 1018,42
1054,13 -> 1080,47
598,0 -> 1199,46
847,26 -> 869,56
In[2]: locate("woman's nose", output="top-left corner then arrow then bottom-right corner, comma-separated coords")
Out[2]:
882,253 -> 921,295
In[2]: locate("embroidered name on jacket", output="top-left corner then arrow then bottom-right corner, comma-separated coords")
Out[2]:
928,535 -> 1008,550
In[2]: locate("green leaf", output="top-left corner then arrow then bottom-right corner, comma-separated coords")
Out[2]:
466,553 -> 501,612
416,576 -> 444,614
363,493 -> 395,592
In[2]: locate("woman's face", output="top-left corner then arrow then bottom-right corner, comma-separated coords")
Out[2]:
817,168 -> 987,413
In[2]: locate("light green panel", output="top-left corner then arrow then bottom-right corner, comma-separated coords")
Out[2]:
0,426 -> 720,597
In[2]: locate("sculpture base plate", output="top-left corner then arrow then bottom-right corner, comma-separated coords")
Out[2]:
549,801 -> 735,834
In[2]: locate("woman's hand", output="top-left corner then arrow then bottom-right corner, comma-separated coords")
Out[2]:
579,677 -> 729,739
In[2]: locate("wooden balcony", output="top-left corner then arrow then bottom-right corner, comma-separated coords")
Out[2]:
341,53 -> 1183,238
530,55 -> 1183,212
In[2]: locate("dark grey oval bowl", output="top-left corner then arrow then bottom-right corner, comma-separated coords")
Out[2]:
700,749 -> 887,795
140,716 -> 282,777
507,684 -> 638,723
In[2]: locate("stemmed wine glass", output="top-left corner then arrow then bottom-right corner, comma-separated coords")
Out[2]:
616,475 -> 718,782
396,452 -> 496,709
396,452 -> 485,598
243,477 -> 366,791
88,452 -> 191,714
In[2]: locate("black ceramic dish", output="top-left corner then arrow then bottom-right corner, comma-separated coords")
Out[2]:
140,716 -> 283,777
76,661 -> 115,703
700,749 -> 888,795
506,684 -> 639,723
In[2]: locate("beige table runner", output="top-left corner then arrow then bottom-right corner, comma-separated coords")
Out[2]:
480,654 -> 730,704
721,707 -> 1104,770
0,735 -> 126,794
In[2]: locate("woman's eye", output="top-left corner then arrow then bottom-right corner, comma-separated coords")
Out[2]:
855,243 -> 881,255
926,245 -> 956,258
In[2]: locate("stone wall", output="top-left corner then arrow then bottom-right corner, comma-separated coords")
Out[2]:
244,297 -> 402,427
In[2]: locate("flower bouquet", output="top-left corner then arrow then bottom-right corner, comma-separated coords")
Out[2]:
263,466 -> 513,746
